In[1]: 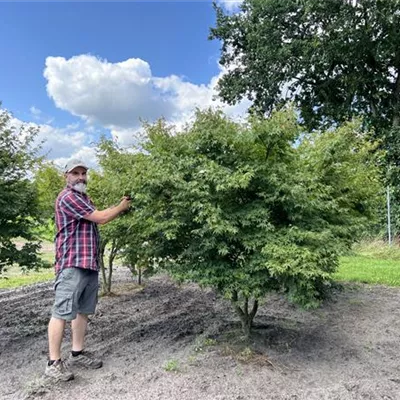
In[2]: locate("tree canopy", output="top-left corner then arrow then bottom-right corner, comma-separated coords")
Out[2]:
0,108 -> 49,273
210,0 -> 400,133
115,108 -> 381,336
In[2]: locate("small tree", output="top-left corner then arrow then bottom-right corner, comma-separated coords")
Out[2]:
88,168 -> 126,294
0,107 -> 48,274
89,139 -> 151,293
120,238 -> 160,285
33,161 -> 65,241
127,108 -> 381,337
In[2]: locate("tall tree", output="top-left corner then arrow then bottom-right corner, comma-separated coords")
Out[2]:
210,0 -> 400,133
0,108 -> 48,274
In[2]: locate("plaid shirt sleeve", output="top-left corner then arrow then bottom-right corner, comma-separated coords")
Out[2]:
59,192 -> 96,219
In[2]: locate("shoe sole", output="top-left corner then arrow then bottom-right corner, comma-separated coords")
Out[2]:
68,361 -> 103,369
44,373 -> 75,382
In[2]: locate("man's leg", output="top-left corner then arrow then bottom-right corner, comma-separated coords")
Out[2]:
71,313 -> 88,352
46,318 -> 74,381
48,317 -> 66,361
68,312 -> 102,369
45,268 -> 77,381
67,270 -> 102,369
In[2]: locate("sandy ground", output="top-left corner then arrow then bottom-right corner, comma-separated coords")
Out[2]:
1,267 -> 400,400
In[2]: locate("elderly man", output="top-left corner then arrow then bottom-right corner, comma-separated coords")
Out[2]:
45,158 -> 131,381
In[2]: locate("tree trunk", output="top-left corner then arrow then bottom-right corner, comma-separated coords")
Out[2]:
99,240 -> 108,294
137,265 -> 142,285
231,291 -> 259,339
107,239 -> 117,293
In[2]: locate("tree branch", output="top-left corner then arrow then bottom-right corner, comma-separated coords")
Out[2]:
249,299 -> 259,321
232,290 -> 245,319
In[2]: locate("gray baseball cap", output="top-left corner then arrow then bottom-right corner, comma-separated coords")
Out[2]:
64,158 -> 89,174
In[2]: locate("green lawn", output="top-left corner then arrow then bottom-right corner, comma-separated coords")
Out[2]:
334,241 -> 400,286
1,240 -> 400,290
0,241 -> 55,289
0,240 -> 114,290
0,268 -> 54,289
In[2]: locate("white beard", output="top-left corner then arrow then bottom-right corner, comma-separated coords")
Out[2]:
73,182 -> 87,194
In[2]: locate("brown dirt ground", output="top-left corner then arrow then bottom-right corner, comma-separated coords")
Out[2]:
1,267 -> 400,400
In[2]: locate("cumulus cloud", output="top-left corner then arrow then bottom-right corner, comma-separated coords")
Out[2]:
44,56 -> 175,129
44,54 -> 251,146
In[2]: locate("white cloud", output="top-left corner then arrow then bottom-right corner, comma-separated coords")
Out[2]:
110,126 -> 147,148
216,0 -> 243,12
44,54 -> 251,146
44,55 -> 174,129
7,114 -> 97,169
38,124 -> 92,159
53,146 -> 98,172
30,106 -> 42,118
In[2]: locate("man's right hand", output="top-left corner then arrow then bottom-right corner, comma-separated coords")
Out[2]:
119,196 -> 132,212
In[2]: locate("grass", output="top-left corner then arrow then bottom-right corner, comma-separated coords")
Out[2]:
163,359 -> 180,372
334,240 -> 400,286
2,239 -> 400,289
0,239 -> 118,290
0,268 -> 54,289
0,240 -> 55,290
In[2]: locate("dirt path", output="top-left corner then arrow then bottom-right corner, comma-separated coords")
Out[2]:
1,267 -> 400,400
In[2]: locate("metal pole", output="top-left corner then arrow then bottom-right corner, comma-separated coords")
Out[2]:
387,185 -> 392,246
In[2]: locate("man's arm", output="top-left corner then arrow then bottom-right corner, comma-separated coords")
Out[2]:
84,197 -> 131,225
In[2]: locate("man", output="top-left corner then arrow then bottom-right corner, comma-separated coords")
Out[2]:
45,158 -> 131,381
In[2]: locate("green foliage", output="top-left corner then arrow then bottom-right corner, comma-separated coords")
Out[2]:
122,108 -> 381,335
0,107 -> 49,274
32,162 -> 64,241
88,163 -> 125,294
88,138 -> 158,292
33,161 -> 64,220
210,0 -> 399,234
32,218 -> 57,243
210,0 -> 400,132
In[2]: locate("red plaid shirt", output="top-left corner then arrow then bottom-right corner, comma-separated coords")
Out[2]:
54,186 -> 100,273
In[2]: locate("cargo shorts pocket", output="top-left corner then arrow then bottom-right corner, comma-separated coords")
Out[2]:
54,293 -> 73,316
54,268 -> 74,290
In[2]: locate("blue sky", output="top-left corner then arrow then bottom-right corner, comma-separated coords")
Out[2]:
1,1 -> 247,168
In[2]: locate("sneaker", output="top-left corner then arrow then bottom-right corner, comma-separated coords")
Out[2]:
45,359 -> 74,381
67,351 -> 103,369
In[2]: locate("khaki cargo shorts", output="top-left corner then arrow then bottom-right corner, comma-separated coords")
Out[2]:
52,267 -> 99,321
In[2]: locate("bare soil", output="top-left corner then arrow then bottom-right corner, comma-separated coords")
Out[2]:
1,267 -> 400,400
